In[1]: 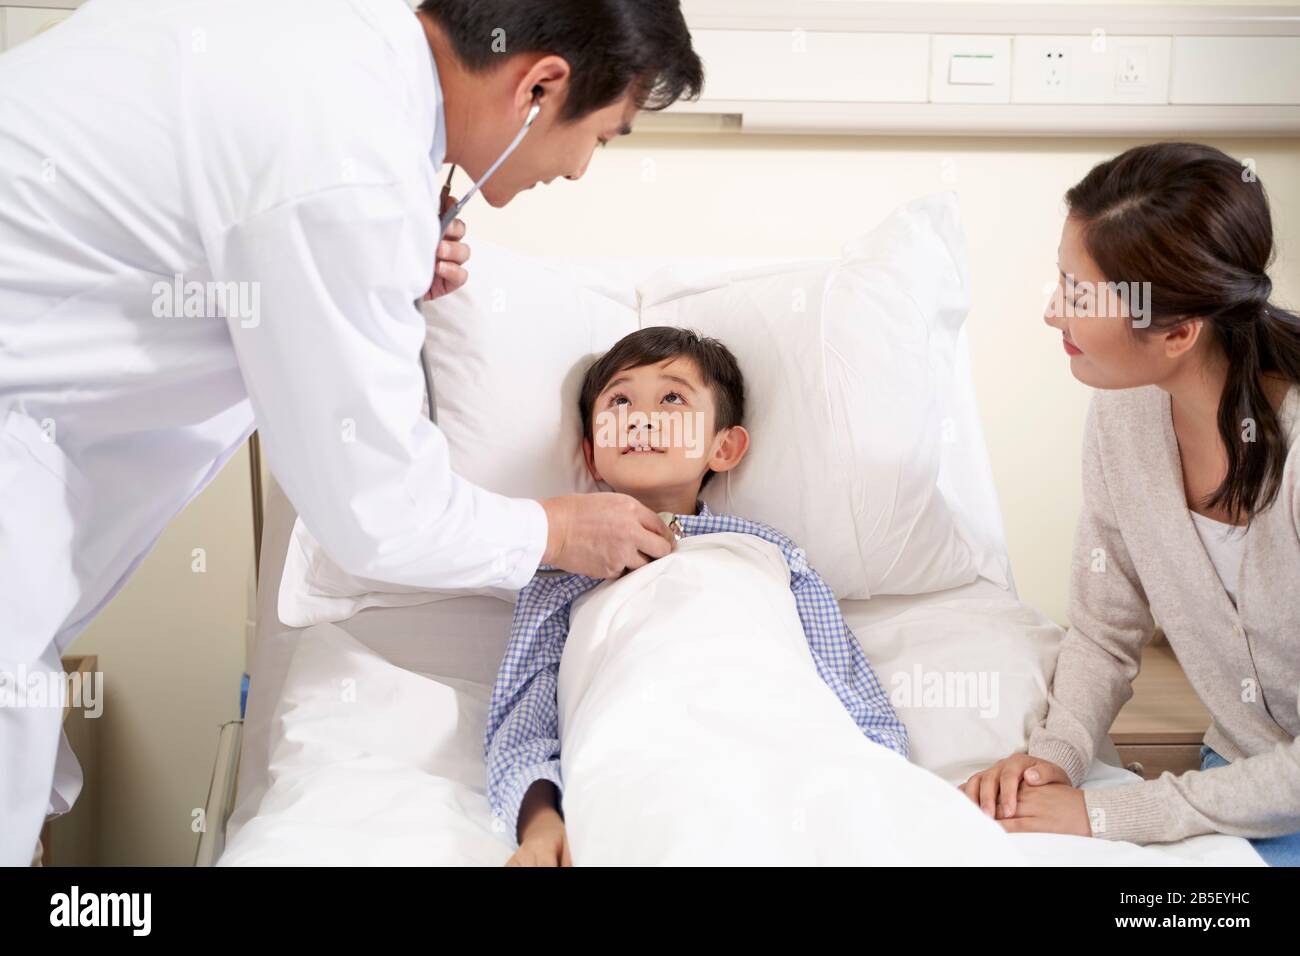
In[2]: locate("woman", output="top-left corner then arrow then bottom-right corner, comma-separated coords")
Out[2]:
963,142 -> 1300,865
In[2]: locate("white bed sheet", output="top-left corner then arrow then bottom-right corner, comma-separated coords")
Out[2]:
223,579 -> 1262,866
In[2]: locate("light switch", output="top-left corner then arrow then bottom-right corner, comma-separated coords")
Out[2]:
931,35 -> 1011,103
949,53 -> 997,86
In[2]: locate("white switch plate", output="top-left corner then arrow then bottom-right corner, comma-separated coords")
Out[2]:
931,35 -> 1011,103
949,53 -> 997,86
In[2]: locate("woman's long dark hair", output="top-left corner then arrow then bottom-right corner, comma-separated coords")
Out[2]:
1065,141 -> 1300,522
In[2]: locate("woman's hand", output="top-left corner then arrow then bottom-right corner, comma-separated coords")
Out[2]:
998,784 -> 1091,837
961,753 -> 1070,819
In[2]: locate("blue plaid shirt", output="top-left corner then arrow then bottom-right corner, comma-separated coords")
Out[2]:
483,502 -> 909,841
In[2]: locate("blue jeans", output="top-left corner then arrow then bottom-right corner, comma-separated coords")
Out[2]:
1200,746 -> 1300,867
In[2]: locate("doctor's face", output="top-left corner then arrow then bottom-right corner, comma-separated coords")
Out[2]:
478,92 -> 639,207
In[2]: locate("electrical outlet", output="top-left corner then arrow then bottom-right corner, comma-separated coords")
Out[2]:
1011,36 -> 1077,102
1042,48 -> 1070,91
1013,34 -> 1169,104
1115,45 -> 1149,92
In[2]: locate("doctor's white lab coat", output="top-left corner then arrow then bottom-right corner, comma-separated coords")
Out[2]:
0,0 -> 546,861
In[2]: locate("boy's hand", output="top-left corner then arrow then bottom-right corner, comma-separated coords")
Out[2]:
539,493 -> 676,579
507,815 -> 571,867
960,753 -> 1069,819
508,781 -> 571,867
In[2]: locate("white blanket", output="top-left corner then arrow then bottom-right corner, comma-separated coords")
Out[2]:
557,533 -> 1024,865
220,554 -> 1262,866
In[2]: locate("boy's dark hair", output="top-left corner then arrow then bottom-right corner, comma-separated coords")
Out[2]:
579,327 -> 745,488
417,0 -> 704,123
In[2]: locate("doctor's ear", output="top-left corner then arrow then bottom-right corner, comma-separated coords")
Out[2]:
706,426 -> 749,475
517,55 -> 570,118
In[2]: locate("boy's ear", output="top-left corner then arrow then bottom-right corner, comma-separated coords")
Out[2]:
581,436 -> 602,483
707,425 -> 750,475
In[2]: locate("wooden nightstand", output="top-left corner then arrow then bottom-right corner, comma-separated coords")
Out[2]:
1110,641 -> 1210,780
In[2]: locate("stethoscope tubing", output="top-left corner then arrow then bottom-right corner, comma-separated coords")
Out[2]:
421,100 -> 543,423
437,101 -> 542,242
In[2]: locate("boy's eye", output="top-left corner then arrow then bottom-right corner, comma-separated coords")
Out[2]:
607,393 -> 630,407
662,392 -> 685,405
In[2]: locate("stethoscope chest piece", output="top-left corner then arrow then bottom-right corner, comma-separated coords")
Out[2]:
658,512 -> 684,541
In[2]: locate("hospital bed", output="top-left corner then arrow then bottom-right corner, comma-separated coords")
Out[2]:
205,219 -> 1264,867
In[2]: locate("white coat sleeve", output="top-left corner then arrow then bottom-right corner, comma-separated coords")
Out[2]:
212,182 -> 548,590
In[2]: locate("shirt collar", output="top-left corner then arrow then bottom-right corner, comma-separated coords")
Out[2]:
694,500 -> 711,518
427,44 -> 448,168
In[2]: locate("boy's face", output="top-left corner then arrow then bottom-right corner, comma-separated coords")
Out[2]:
582,356 -> 748,509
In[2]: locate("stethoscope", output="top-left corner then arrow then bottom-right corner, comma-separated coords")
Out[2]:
419,94 -> 544,425
413,97 -> 681,579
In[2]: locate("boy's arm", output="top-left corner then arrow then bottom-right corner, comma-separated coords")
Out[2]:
484,587 -> 574,845
510,781 -> 571,867
787,554 -> 909,757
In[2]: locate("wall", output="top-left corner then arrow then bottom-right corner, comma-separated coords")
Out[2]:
464,132 -> 1300,624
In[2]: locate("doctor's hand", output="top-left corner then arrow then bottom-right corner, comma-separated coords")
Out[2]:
540,493 -> 677,580
960,753 -> 1070,820
424,204 -> 470,301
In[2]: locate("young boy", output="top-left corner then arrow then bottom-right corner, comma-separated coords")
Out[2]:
484,327 -> 907,866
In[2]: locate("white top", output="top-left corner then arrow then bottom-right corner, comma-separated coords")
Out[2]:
0,0 -> 548,666
1188,510 -> 1249,607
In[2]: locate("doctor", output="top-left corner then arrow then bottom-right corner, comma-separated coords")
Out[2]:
0,0 -> 702,864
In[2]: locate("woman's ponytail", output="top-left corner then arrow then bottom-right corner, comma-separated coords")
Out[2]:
1211,294 -> 1300,520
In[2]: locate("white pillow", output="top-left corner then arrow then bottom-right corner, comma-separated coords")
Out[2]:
640,192 -> 1006,597
277,517 -> 511,628
424,247 -> 641,500
280,192 -> 1008,624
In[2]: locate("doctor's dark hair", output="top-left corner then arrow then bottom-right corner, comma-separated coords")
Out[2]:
579,327 -> 745,488
1065,141 -> 1300,523
416,0 -> 703,121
